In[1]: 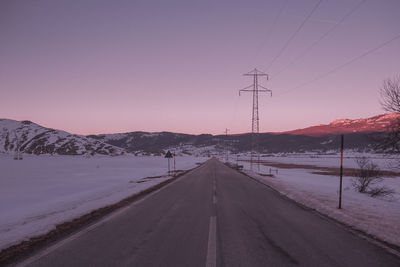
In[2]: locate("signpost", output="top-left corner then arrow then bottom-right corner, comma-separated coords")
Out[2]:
165,150 -> 173,173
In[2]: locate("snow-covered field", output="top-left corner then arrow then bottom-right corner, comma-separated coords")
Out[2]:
239,154 -> 400,247
0,154 -> 207,250
257,152 -> 400,170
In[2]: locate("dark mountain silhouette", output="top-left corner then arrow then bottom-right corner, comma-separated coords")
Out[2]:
2,113 -> 394,156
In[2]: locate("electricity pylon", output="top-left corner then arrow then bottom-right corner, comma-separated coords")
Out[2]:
224,128 -> 229,162
239,68 -> 272,171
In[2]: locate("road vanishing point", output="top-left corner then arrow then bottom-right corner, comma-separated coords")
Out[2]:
18,158 -> 400,267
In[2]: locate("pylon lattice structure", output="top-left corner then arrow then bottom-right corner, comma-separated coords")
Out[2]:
239,69 -> 272,171
224,128 -> 229,162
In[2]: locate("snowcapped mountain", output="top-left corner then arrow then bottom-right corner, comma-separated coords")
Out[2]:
279,113 -> 400,137
0,119 -> 125,156
1,113 -> 396,156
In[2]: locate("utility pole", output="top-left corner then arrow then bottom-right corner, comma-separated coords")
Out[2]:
338,135 -> 344,209
239,68 -> 272,171
224,128 -> 229,162
173,150 -> 176,175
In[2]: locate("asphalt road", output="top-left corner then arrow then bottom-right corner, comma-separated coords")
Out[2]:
19,158 -> 400,267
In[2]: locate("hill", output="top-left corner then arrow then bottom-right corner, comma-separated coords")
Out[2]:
278,113 -> 399,136
2,113 -> 395,156
0,119 -> 125,156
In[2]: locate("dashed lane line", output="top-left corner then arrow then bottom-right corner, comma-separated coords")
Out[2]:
205,216 -> 217,267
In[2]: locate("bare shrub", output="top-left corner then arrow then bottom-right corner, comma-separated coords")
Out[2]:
368,186 -> 395,198
352,157 -> 394,197
353,157 -> 381,193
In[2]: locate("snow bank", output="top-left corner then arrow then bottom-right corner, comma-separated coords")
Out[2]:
0,154 -> 207,250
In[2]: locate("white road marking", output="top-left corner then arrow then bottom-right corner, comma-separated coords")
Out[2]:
205,216 -> 217,267
213,195 -> 217,204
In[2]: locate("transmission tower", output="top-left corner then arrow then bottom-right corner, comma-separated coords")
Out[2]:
239,68 -> 272,171
224,128 -> 229,162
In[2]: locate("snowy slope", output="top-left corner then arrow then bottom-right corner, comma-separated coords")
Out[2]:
280,113 -> 400,136
0,119 -> 125,156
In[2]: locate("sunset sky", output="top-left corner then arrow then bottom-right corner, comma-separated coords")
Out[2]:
1,0 -> 399,135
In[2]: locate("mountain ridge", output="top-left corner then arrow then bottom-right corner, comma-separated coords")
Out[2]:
1,113 -> 396,156
0,119 -> 125,156
274,113 -> 399,137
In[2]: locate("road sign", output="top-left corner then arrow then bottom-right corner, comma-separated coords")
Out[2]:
165,151 -> 173,158
165,150 -> 173,173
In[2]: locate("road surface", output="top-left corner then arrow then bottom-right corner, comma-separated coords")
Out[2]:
19,158 -> 400,267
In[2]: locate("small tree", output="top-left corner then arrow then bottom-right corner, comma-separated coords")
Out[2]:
380,75 -> 400,113
378,75 -> 400,155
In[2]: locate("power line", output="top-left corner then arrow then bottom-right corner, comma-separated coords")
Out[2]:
228,94 -> 240,130
276,32 -> 400,96
251,0 -> 289,65
264,0 -> 324,71
272,0 -> 367,78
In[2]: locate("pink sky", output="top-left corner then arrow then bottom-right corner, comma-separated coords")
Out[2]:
1,0 -> 399,135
